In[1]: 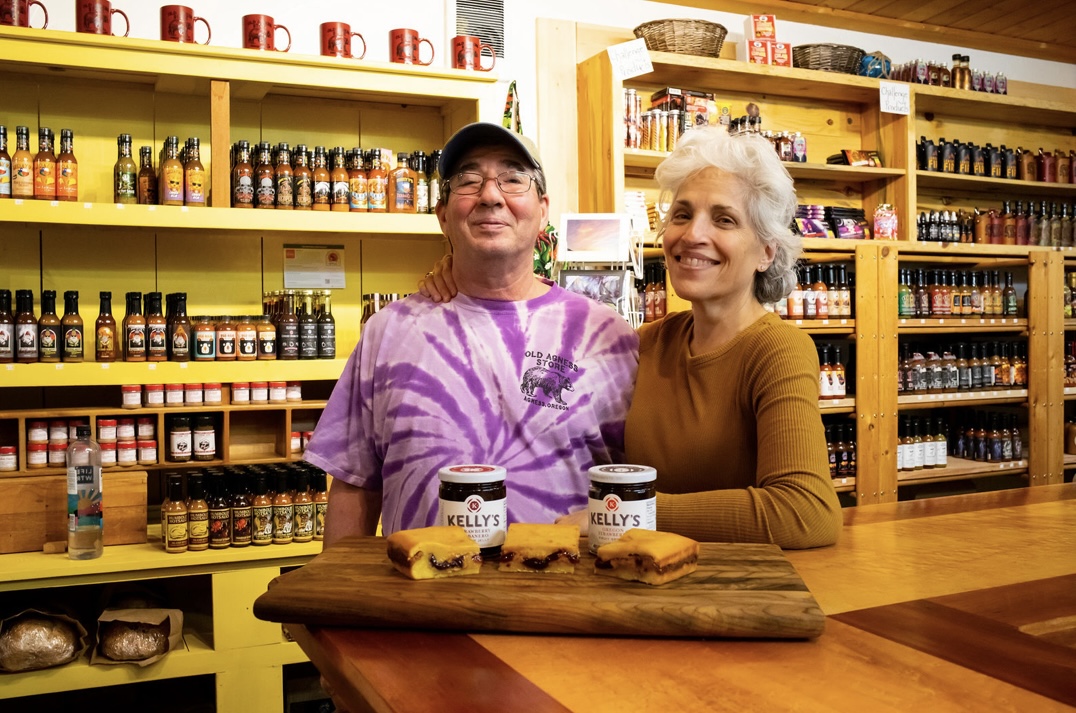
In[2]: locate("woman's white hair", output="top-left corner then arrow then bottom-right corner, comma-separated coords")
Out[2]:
655,127 -> 801,304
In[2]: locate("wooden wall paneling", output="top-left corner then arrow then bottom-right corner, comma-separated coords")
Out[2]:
576,51 -> 622,214
536,18 -> 582,221
0,226 -> 43,292
862,100 -> 913,242
210,80 -> 230,208
1027,251 -> 1065,485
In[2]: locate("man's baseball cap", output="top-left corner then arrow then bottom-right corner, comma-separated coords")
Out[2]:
438,122 -> 543,179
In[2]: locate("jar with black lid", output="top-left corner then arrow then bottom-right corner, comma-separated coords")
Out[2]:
168,416 -> 192,462
587,464 -> 657,553
437,464 -> 507,557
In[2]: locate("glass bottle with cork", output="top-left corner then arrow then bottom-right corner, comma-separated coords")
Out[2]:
184,137 -> 206,207
159,136 -> 184,206
293,144 -> 313,209
56,129 -> 77,202
123,291 -> 146,362
11,126 -> 33,199
0,125 -> 10,199
137,146 -> 158,204
67,426 -> 103,560
347,148 -> 367,211
33,127 -> 56,200
61,290 -> 83,362
114,133 -> 137,204
330,146 -> 349,212
312,146 -> 331,210
0,290 -> 14,363
275,142 -> 294,209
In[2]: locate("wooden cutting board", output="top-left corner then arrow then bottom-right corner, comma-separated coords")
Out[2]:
254,536 -> 825,639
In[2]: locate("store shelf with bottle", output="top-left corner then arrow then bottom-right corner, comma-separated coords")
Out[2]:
823,416 -> 856,496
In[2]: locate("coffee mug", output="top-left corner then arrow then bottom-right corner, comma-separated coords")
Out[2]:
160,5 -> 210,44
320,21 -> 365,59
451,34 -> 495,71
389,28 -> 433,66
75,0 -> 128,36
242,13 -> 290,52
0,0 -> 48,28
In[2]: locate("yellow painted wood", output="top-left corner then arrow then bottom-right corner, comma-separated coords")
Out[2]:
213,566 -> 289,650
0,359 -> 349,387
217,665 -> 285,713
536,18 -> 582,221
576,51 -> 622,214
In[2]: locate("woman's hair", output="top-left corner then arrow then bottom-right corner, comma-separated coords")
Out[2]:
654,127 -> 801,304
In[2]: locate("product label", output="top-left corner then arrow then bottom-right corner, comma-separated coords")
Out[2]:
0,323 -> 13,358
257,174 -> 275,206
0,157 -> 11,195
166,511 -> 188,548
163,165 -> 184,203
234,174 -> 254,205
276,175 -> 294,206
258,330 -> 276,356
116,169 -> 137,200
349,175 -> 367,210
315,501 -> 327,538
125,324 -> 146,357
195,330 -> 215,359
318,323 -> 335,358
278,323 -> 299,358
217,331 -> 236,358
185,168 -> 205,204
67,464 -> 102,530
193,429 -> 216,459
252,505 -> 273,543
169,431 -> 192,459
273,504 -> 294,539
587,493 -> 656,553
295,175 -> 312,207
148,325 -> 167,356
189,510 -> 209,546
294,502 -> 314,539
209,507 -> 231,546
237,329 -> 257,357
439,494 -> 506,548
16,323 -> 37,359
64,326 -> 84,359
38,326 -> 58,358
313,180 -> 330,204
368,176 -> 387,211
393,176 -> 414,212
232,506 -> 252,543
332,179 -> 349,205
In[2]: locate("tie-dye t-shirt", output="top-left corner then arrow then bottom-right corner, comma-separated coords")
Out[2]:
303,282 -> 639,536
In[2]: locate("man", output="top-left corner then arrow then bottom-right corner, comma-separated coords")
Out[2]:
304,122 -> 639,546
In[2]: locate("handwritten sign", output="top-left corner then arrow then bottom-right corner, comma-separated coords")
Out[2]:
879,81 -> 910,115
607,38 -> 653,80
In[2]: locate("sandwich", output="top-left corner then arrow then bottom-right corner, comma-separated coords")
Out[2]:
498,523 -> 581,574
593,528 -> 699,585
385,526 -> 483,580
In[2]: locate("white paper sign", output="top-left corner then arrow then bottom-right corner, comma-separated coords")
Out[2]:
879,81 -> 910,115
284,244 -> 346,289
607,38 -> 653,80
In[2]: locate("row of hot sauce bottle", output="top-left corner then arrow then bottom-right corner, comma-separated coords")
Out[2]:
160,463 -> 330,554
916,201 -> 1075,246
0,288 -> 335,363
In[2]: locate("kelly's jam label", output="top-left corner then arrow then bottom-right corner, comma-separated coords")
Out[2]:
438,464 -> 507,549
587,464 -> 657,553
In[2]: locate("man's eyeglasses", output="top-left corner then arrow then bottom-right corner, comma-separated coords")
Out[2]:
446,170 -> 536,196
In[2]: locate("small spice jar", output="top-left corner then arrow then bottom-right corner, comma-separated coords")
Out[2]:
137,439 -> 157,465
116,417 -> 136,441
121,384 -> 142,409
301,431 -> 314,452
26,442 -> 48,469
437,464 -> 507,557
231,382 -> 250,404
0,446 -> 17,472
144,383 -> 165,407
49,420 -> 68,443
97,418 -> 118,442
48,442 -> 67,467
251,381 -> 269,404
204,382 -> 223,405
587,464 -> 657,553
185,382 -> 204,406
286,381 -> 302,402
100,441 -> 117,466
165,383 -> 185,407
192,415 -> 216,461
290,431 -> 301,454
169,416 -> 193,462
137,416 -> 155,440
268,381 -> 287,404
27,420 -> 49,444
117,440 -> 138,467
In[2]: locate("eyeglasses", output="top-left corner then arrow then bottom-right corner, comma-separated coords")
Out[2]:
446,170 -> 536,196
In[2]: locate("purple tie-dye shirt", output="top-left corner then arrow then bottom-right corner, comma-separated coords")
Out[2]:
303,282 -> 639,536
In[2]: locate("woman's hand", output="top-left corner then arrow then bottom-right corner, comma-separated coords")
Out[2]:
555,508 -> 588,535
416,254 -> 457,302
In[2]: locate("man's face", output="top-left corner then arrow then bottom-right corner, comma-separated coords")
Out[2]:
436,145 -> 549,265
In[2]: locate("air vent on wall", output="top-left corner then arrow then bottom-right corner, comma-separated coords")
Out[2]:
455,0 -> 504,58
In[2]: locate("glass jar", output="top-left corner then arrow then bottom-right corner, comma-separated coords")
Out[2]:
143,383 -> 165,406
0,446 -> 17,472
268,381 -> 287,404
192,415 -> 216,461
193,316 -> 217,361
286,381 -> 302,402
437,464 -> 507,557
48,441 -> 67,467
169,416 -> 192,462
27,442 -> 48,469
116,440 -> 138,467
97,418 -> 118,442
185,382 -> 204,406
231,382 -> 250,404
100,441 -> 117,467
251,381 -> 269,404
137,417 -> 155,440
138,439 -> 157,466
116,418 -> 136,441
587,464 -> 657,553
27,420 -> 49,444
204,382 -> 223,404
165,383 -> 185,407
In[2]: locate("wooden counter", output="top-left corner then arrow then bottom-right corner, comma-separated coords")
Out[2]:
285,484 -> 1076,712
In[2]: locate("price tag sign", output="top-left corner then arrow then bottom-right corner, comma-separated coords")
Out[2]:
879,81 -> 910,115
607,38 -> 653,80
284,244 -> 346,288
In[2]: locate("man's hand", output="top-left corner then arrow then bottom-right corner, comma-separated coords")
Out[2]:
417,253 -> 457,302
555,508 -> 588,535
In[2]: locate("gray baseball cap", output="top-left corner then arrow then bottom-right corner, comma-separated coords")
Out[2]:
438,122 -> 542,179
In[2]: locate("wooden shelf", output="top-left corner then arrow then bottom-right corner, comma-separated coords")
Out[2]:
895,242 -> 1045,256
914,84 -> 1076,129
1064,454 -> 1076,469
897,456 -> 1028,484
0,359 -> 348,387
898,389 -> 1028,408
624,149 -> 904,182
820,398 -> 856,414
1065,386 -> 1076,399
832,476 -> 855,493
0,200 -> 443,236
790,318 -> 856,335
800,238 -> 860,253
916,171 -> 1076,199
897,317 -> 1027,333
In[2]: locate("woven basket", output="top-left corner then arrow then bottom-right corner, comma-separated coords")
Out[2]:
633,19 -> 727,58
793,43 -> 865,74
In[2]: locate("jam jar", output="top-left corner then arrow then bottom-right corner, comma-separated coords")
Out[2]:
587,464 -> 657,553
437,464 -> 507,557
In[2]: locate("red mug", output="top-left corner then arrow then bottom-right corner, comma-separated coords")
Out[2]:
160,5 -> 210,44
320,21 -> 365,59
0,0 -> 48,27
75,0 -> 128,36
451,34 -> 495,71
242,13 -> 290,52
389,28 -> 433,66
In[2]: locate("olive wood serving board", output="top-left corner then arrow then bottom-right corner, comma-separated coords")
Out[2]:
254,536 -> 825,639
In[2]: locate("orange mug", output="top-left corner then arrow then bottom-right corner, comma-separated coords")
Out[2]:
451,34 -> 494,71
320,21 -> 365,59
242,13 -> 290,52
160,5 -> 210,44
389,27 -> 433,66
0,0 -> 48,27
75,0 -> 128,36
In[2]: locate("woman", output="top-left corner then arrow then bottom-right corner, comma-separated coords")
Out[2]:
423,126 -> 841,548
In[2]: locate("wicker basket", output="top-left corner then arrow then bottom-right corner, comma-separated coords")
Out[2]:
633,19 -> 727,58
792,43 -> 865,74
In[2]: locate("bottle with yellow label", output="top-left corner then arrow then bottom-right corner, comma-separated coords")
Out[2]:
184,137 -> 206,207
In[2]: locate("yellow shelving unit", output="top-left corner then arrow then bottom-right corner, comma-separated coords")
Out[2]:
1,359 -> 349,387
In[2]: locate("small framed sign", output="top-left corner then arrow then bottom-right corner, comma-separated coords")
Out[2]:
557,213 -> 631,264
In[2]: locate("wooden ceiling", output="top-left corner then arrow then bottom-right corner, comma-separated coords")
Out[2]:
653,0 -> 1076,65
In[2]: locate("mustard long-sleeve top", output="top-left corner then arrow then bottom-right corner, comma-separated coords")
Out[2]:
625,310 -> 842,548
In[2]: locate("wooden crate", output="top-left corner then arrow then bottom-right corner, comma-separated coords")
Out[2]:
0,471 -> 148,554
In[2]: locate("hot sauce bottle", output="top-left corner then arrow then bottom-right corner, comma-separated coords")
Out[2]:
16,290 -> 38,363
411,150 -> 429,214
37,290 -> 61,362
232,140 -> 253,208
272,471 -> 294,545
388,152 -> 417,214
0,125 -> 11,199
275,143 -> 294,210
187,473 -> 210,551
292,471 -> 314,543
367,150 -> 388,213
56,129 -> 78,202
114,134 -> 137,204
293,144 -> 313,210
208,473 -> 232,549
347,148 -> 367,212
230,474 -> 253,547
312,146 -> 331,210
11,126 -> 33,199
184,137 -> 206,207
312,470 -> 328,541
137,146 -> 158,205
298,291 -> 318,360
0,290 -> 14,362
317,290 -> 336,359
33,127 -> 56,200
237,314 -> 257,361
159,136 -> 184,206
277,291 -> 300,360
123,291 -> 146,362
145,291 -> 167,362
61,290 -> 84,362
169,292 -> 191,361
95,291 -> 117,362
163,474 -> 189,554
255,141 -> 275,208
330,146 -> 349,212
252,473 -> 273,546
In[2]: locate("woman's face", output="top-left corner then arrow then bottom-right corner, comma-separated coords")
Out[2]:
662,167 -> 774,309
